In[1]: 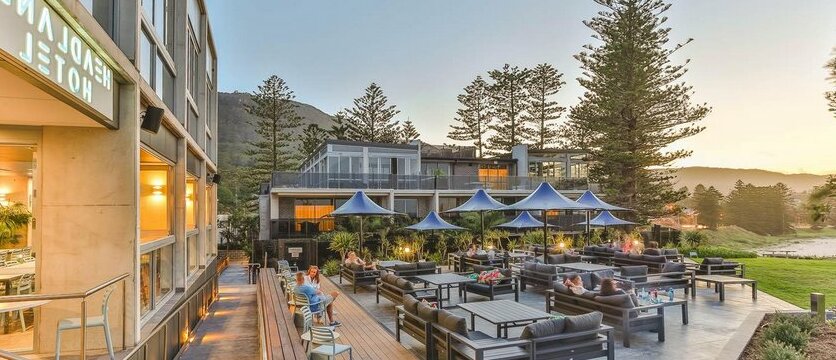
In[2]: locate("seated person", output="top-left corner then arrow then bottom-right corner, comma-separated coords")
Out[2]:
466,244 -> 478,257
294,272 -> 341,327
475,245 -> 487,256
599,278 -> 625,296
563,274 -> 586,295
305,265 -> 323,290
345,251 -> 377,270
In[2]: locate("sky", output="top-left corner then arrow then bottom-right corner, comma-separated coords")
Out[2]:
205,0 -> 836,175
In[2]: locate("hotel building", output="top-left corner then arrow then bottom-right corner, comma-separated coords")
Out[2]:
0,0 -> 219,357
260,140 -> 592,269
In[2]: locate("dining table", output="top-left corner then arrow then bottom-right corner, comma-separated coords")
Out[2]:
0,262 -> 36,295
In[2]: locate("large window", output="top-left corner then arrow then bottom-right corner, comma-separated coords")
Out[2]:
187,234 -> 198,274
478,167 -> 509,190
141,0 -> 166,41
394,199 -> 418,218
140,245 -> 174,318
186,176 -> 198,230
294,199 -> 334,231
140,149 -> 173,243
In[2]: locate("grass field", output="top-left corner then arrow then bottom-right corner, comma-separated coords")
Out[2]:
700,226 -> 836,250
729,257 -> 836,308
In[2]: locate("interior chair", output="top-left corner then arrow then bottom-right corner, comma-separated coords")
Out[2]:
55,286 -> 116,360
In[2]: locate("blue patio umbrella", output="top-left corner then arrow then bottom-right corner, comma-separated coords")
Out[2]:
575,190 -> 630,245
444,189 -> 505,244
503,182 -> 592,264
575,211 -> 635,242
405,211 -> 466,231
494,211 -> 553,230
328,191 -> 401,252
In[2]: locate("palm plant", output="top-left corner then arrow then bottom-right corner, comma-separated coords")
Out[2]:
453,232 -> 473,251
0,203 -> 32,247
411,233 -> 427,260
328,231 -> 358,261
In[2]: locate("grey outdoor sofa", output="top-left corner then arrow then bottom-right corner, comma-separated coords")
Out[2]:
338,263 -> 381,293
462,264 -> 520,301
376,273 -> 439,305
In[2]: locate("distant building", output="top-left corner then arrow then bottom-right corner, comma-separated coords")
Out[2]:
260,140 -> 593,267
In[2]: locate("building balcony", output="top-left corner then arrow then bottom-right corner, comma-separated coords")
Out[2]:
270,172 -> 593,192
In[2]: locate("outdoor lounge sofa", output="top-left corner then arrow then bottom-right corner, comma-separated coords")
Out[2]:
615,265 -> 696,298
388,261 -> 441,278
687,257 -> 746,277
462,264 -> 520,301
642,248 -> 684,262
338,263 -> 381,293
457,254 -> 507,272
546,253 -> 583,264
376,273 -> 439,305
519,262 -> 570,291
546,281 -> 665,347
580,246 -> 619,263
610,251 -> 671,272
396,295 -> 614,360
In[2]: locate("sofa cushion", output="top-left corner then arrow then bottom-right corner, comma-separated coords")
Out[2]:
349,263 -> 365,272
663,248 -> 679,256
471,264 -> 494,273
564,311 -> 604,332
547,254 -> 566,264
553,282 -> 572,294
383,273 -> 399,285
438,310 -> 468,337
628,253 -> 644,261
614,251 -> 629,259
536,264 -> 557,275
595,293 -> 635,308
605,247 -> 617,253
524,262 -> 538,272
520,317 -> 566,339
416,302 -> 439,323
580,290 -> 599,299
644,255 -> 667,263
394,263 -> 417,272
583,246 -> 595,253
620,266 -> 648,283
472,254 -> 489,261
643,248 -> 663,256
417,261 -> 436,270
403,295 -> 420,314
565,254 -> 582,263
395,278 -> 414,291
591,270 -> 615,289
703,257 -> 724,265
661,262 -> 686,278
498,268 -> 513,285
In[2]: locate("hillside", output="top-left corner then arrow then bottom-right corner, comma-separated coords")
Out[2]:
673,166 -> 829,194
217,91 -> 333,168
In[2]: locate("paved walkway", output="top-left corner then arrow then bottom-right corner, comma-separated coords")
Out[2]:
180,264 -> 259,360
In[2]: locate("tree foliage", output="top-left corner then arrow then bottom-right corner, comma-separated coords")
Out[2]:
566,0 -> 709,217
690,184 -> 723,230
344,83 -> 401,143
400,120 -> 420,143
723,180 -> 793,235
805,176 -> 836,228
827,49 -> 836,117
525,63 -> 566,149
300,124 -> 327,160
487,64 -> 532,155
244,75 -> 303,182
328,110 -> 351,140
448,76 -> 492,157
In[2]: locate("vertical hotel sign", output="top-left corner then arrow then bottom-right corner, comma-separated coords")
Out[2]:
0,0 -> 115,122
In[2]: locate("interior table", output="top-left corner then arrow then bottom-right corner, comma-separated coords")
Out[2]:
559,262 -> 618,273
694,275 -> 757,301
0,300 -> 49,334
0,262 -> 35,295
414,273 -> 475,309
457,299 -> 554,338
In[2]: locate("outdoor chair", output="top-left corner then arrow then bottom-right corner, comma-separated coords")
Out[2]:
293,292 -> 329,325
307,327 -> 352,359
55,286 -> 115,360
688,257 -> 745,277
300,305 -> 336,351
462,265 -> 519,301
339,263 -> 381,293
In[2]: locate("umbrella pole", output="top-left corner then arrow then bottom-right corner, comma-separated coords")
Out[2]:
480,211 -> 485,246
586,211 -> 591,246
543,211 -> 549,264
359,216 -> 364,255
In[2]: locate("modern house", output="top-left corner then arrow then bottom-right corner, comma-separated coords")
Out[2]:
260,139 -> 592,268
0,0 -> 219,357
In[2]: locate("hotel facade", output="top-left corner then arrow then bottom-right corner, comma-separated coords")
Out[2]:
260,140 -> 592,269
0,0 -> 219,357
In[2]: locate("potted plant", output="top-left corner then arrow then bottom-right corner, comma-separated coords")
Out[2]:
0,203 -> 32,248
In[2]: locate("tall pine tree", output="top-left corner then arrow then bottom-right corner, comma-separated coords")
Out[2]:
567,0 -> 709,217
245,75 -> 302,182
448,76 -> 492,157
487,64 -> 531,155
826,50 -> 836,117
344,83 -> 401,143
300,124 -> 327,159
691,184 -> 723,230
525,63 -> 566,149
328,111 -> 351,140
400,120 -> 420,143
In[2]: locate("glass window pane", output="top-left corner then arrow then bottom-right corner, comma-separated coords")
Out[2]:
139,30 -> 153,83
156,246 -> 172,301
140,252 -> 152,316
154,0 -> 166,40
155,53 -> 164,99
328,156 -> 338,173
140,150 -> 172,243
186,177 -> 197,229
187,234 -> 198,273
350,157 -> 361,174
141,0 -> 153,19
339,156 -> 349,173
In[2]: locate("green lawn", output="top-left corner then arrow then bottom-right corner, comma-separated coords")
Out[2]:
729,257 -> 836,308
701,226 -> 836,250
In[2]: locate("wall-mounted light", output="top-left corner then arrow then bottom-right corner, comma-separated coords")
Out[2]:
152,185 -> 164,196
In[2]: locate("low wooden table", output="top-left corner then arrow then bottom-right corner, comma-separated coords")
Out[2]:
694,275 -> 757,301
414,273 -> 475,309
559,262 -> 618,273
457,299 -> 554,338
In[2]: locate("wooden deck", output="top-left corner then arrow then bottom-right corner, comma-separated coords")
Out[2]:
321,277 -> 419,360
257,269 -> 307,360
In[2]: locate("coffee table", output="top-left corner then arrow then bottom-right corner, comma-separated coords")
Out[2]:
377,260 -> 410,269
694,275 -> 757,301
458,299 -> 554,338
636,297 -> 689,324
414,273 -> 475,309
559,262 -> 617,273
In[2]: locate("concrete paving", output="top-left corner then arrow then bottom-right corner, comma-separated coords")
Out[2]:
330,273 -> 800,360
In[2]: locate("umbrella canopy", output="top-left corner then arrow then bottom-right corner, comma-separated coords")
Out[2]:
575,190 -> 628,211
405,211 -> 466,231
328,191 -> 401,253
329,191 -> 399,216
445,189 -> 505,213
503,182 -> 591,264
576,210 -> 636,227
494,211 -> 552,230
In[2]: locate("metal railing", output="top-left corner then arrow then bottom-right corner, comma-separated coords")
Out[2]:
0,273 -> 130,360
271,172 -> 591,191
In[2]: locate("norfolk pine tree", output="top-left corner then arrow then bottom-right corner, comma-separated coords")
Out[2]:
344,83 -> 401,143
400,120 -> 420,143
487,64 -> 532,155
826,49 -> 836,116
245,75 -> 303,183
525,63 -> 566,149
328,111 -> 351,140
300,124 -> 327,159
567,0 -> 709,217
448,76 -> 492,157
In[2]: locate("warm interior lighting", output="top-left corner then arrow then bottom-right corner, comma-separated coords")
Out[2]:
558,242 -> 566,248
632,240 -> 639,246
151,185 -> 164,196
403,247 -> 411,253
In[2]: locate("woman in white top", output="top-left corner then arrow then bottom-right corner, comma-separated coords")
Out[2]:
304,265 -> 322,290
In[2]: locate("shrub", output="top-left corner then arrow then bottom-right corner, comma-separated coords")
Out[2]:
773,313 -> 819,335
681,231 -> 707,247
762,322 -> 809,351
424,251 -> 443,264
678,245 -> 757,259
760,339 -> 806,360
321,259 -> 341,277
